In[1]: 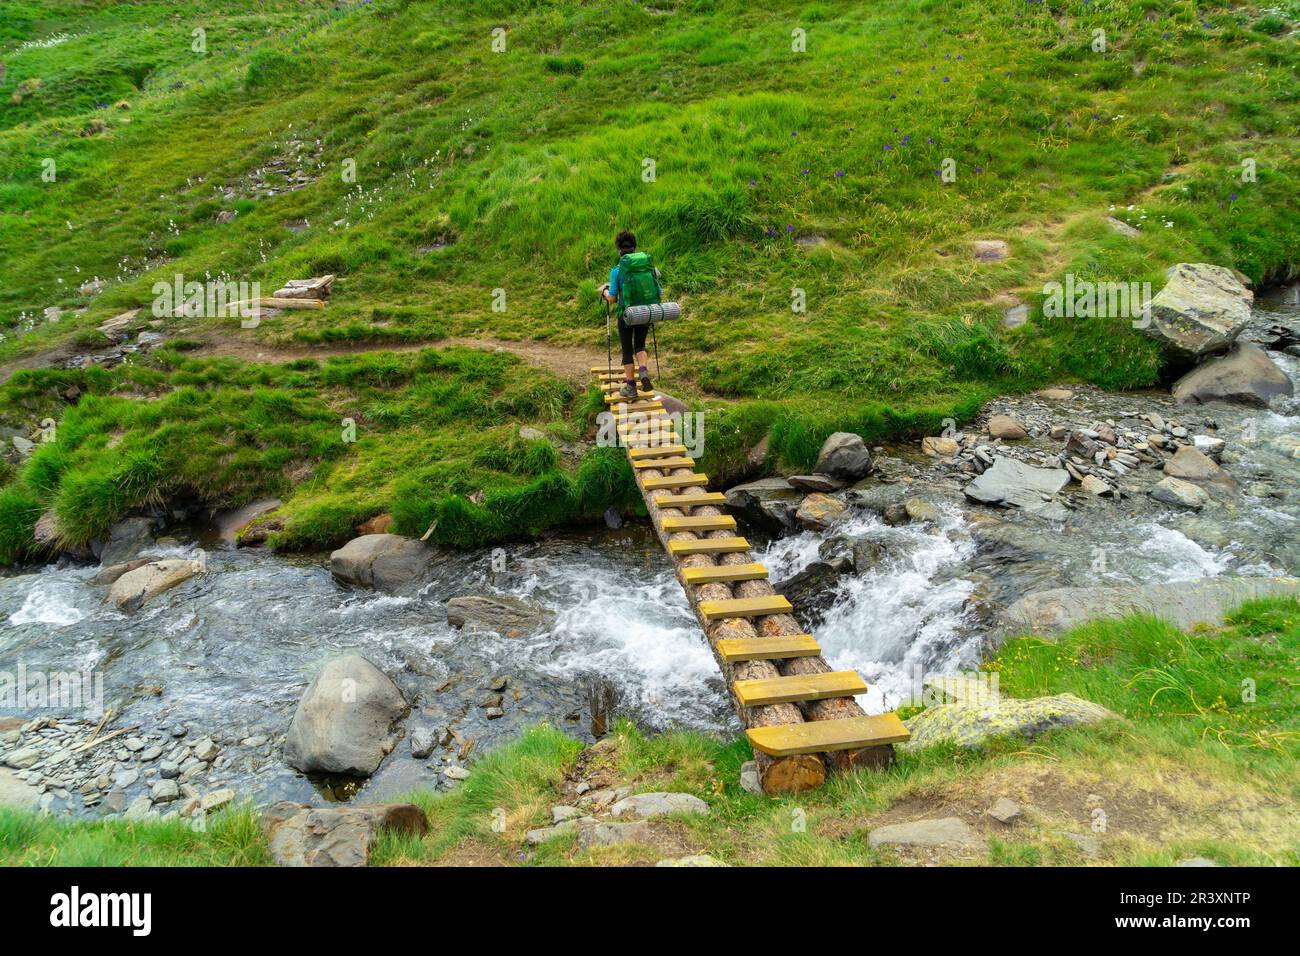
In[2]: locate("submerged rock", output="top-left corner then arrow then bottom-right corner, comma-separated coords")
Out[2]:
1172,342 -> 1293,407
446,594 -> 552,637
108,558 -> 202,612
903,693 -> 1115,749
1145,263 -> 1253,359
283,655 -> 407,776
100,515 -> 156,565
1150,475 -> 1209,510
330,533 -> 433,592
795,492 -> 848,530
1000,576 -> 1300,635
963,457 -> 1069,518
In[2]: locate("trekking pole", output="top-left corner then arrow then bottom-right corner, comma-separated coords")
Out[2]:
651,319 -> 661,382
602,288 -> 613,383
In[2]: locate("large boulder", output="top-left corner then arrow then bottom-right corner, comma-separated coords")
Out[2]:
108,558 -> 202,612
724,477 -> 803,532
446,594 -> 552,638
1163,446 -> 1232,486
963,457 -> 1069,518
1172,342 -> 1293,408
1150,476 -> 1209,510
262,801 -> 427,867
283,655 -> 407,776
903,693 -> 1116,749
330,534 -> 433,592
1000,576 -> 1300,635
813,432 -> 872,481
1145,263 -> 1253,359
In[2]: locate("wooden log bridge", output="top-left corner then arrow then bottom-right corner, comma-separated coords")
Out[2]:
593,369 -> 909,793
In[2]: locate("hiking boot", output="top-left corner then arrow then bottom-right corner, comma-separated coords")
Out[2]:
618,380 -> 639,399
640,373 -> 653,393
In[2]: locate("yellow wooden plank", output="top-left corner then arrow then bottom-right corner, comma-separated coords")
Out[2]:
716,634 -> 820,662
617,419 -> 671,431
604,390 -> 655,403
642,473 -> 708,490
615,402 -> 664,413
623,436 -> 681,448
630,456 -> 696,470
661,514 -> 736,533
652,491 -> 726,508
681,562 -> 768,585
698,594 -> 793,621
733,670 -> 866,707
666,536 -> 748,555
628,444 -> 687,459
746,713 -> 910,756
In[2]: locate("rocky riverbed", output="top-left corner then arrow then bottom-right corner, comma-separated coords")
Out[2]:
2,285 -> 1298,821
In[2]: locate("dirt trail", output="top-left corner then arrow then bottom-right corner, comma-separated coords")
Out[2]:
0,331 -> 609,386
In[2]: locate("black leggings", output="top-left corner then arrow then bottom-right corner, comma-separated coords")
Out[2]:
618,315 -> 648,366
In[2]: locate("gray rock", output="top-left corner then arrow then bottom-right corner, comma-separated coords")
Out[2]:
724,477 -> 802,532
1145,263 -> 1253,359
609,792 -> 709,819
192,737 -> 220,762
795,492 -> 848,530
150,779 -> 180,803
446,594 -> 551,638
525,820 -> 579,844
739,761 -> 762,796
813,432 -> 872,481
656,854 -> 729,867
1150,476 -> 1209,509
0,768 -> 41,809
262,801 -> 427,867
1177,857 -> 1220,867
904,694 -> 1115,749
787,474 -> 845,493
551,805 -> 582,824
3,746 -> 40,770
1163,446 -> 1230,484
443,765 -> 470,780
283,655 -> 407,776
108,559 -> 202,612
100,516 -> 155,565
200,788 -> 235,812
1172,342 -> 1293,408
868,817 -> 984,850
1000,576 -> 1300,635
986,414 -> 1027,440
775,555 -> 852,619
329,534 -> 433,592
113,769 -> 139,789
409,725 -> 440,759
158,760 -> 179,779
576,821 -> 653,849
90,558 -> 153,586
988,797 -> 1021,824
124,795 -> 154,819
964,457 -> 1070,518
1003,303 -> 1030,328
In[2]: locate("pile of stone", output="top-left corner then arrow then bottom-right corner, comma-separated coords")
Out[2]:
0,716 -> 235,823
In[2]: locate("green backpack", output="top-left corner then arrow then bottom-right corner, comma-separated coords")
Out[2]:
615,252 -> 661,316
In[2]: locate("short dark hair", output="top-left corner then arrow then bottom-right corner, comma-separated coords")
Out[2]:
615,230 -> 637,253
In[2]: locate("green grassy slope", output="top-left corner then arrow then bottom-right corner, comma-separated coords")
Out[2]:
1,0 -> 1298,556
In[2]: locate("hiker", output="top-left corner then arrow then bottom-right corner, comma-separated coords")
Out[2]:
601,230 -> 661,399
